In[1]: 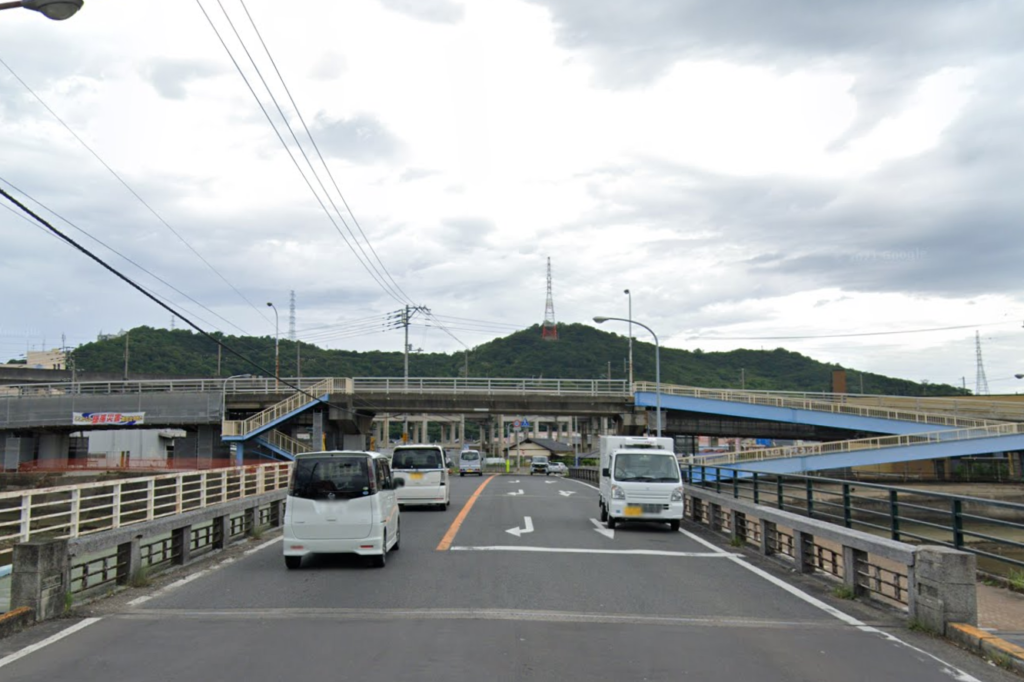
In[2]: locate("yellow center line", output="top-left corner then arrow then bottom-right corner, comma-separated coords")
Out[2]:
436,475 -> 496,551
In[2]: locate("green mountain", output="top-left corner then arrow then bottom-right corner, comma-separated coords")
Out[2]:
67,324 -> 967,396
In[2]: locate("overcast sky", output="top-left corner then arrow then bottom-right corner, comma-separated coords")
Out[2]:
2,0 -> 1023,392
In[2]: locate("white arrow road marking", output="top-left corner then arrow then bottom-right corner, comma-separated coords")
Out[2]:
507,489 -> 524,496
544,480 -> 556,484
559,490 -> 576,497
506,516 -> 534,537
508,480 -> 520,484
590,518 -> 614,539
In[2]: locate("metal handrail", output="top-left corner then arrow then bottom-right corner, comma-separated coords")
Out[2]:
260,429 -> 311,456
351,377 -> 630,395
681,421 -> 1024,467
222,378 -> 345,437
686,465 -> 1024,574
0,463 -> 291,566
636,382 -> 1008,429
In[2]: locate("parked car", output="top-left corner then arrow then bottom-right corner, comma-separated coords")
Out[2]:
547,461 -> 568,475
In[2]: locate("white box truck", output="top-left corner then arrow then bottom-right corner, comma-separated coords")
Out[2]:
598,436 -> 683,531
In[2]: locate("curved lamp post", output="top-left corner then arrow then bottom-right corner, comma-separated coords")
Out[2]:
594,315 -> 661,438
0,0 -> 83,20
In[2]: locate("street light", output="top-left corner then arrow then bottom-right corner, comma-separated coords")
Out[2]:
266,302 -> 279,388
624,289 -> 633,387
594,315 -> 661,438
0,0 -> 83,20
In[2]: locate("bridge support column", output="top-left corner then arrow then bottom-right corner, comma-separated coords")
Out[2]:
234,442 -> 244,466
312,410 -> 325,451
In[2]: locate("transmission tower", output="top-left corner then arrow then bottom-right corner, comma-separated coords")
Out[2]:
288,290 -> 296,341
975,330 -> 989,395
542,257 -> 558,341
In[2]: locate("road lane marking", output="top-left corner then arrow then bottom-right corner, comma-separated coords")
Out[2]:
507,489 -> 524,496
436,474 -> 496,551
677,527 -> 984,681
590,518 -> 614,539
450,546 -> 736,557
506,516 -> 534,537
559,490 -> 576,497
0,617 -> 101,669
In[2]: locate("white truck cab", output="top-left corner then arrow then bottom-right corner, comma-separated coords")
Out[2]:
598,436 -> 683,531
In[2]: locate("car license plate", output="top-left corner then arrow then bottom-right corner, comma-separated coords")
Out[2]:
410,473 -> 423,480
624,505 -> 643,517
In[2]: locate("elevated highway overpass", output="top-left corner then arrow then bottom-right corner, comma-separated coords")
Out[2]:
3,377 -> 1024,472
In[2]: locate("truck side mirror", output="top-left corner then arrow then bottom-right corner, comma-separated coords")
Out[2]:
602,468 -> 610,477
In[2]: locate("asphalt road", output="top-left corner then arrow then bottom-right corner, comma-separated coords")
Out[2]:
0,474 -> 1016,681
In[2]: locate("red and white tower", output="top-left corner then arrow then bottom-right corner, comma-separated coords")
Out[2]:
542,257 -> 558,341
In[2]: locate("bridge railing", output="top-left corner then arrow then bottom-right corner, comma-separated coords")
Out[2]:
637,382 -> 1004,429
0,377 -> 337,398
681,421 -> 1024,468
351,377 -> 630,395
0,463 -> 291,567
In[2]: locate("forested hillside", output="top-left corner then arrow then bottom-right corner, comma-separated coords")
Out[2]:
66,324 -> 967,396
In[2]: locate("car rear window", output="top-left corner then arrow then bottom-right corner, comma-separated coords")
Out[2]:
460,451 -> 480,461
392,448 -> 443,470
290,455 -> 371,499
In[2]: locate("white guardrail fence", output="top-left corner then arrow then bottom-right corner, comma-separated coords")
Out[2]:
1,377 -> 632,398
0,463 -> 291,567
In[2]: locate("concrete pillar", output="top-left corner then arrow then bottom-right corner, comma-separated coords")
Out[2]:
759,518 -> 775,556
234,442 -> 245,466
196,425 -> 217,465
312,410 -> 325,451
11,539 -> 70,622
172,525 -> 192,565
730,510 -> 744,542
910,546 -> 977,633
792,529 -> 813,574
212,514 -> 230,549
842,546 -> 866,597
38,433 -> 69,463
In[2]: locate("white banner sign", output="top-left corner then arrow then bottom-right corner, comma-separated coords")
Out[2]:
73,412 -> 146,426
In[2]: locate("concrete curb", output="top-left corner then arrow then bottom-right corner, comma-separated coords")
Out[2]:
0,606 -> 33,639
948,623 -> 1024,675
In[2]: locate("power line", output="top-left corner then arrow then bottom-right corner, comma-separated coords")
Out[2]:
0,177 -> 246,335
0,53 -> 273,331
195,0 -> 408,305
237,0 -> 416,307
0,185 -> 370,417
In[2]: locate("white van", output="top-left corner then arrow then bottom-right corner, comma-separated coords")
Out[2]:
458,449 -> 482,476
283,450 -> 404,569
391,444 -> 450,509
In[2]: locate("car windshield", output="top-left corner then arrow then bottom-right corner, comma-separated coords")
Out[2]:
460,451 -> 479,461
392,448 -> 444,470
613,453 -> 680,482
290,456 -> 371,499
533,456 -> 548,465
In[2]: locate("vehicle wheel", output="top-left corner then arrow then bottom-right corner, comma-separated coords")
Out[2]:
370,534 -> 387,568
669,520 -> 681,532
607,516 -> 617,529
284,556 -> 301,570
599,503 -> 608,522
393,520 -> 401,551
